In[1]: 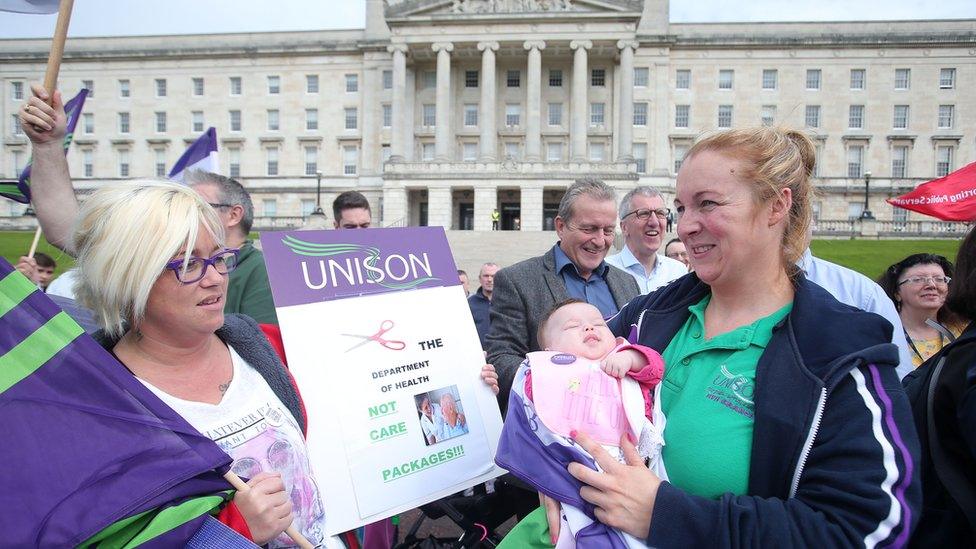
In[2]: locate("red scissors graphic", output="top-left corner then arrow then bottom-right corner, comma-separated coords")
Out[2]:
342,320 -> 407,352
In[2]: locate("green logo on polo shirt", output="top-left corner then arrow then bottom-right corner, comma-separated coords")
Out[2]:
706,365 -> 755,419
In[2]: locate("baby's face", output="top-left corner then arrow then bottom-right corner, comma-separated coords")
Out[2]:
544,302 -> 617,360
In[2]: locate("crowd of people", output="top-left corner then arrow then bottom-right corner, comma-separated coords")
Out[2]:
10,82 -> 975,548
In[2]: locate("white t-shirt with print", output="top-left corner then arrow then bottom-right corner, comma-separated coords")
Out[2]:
139,346 -> 335,549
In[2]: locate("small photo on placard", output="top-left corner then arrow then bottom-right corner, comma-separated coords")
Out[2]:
413,385 -> 469,447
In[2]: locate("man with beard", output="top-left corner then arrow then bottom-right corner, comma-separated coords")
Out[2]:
606,187 -> 688,294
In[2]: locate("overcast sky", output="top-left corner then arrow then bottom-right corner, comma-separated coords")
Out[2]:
1,0 -> 973,39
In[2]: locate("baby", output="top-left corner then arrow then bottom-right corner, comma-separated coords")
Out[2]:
494,299 -> 666,549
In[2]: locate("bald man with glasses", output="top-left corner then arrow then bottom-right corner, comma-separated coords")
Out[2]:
605,186 -> 688,294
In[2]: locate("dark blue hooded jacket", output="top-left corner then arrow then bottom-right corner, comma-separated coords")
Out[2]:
605,273 -> 921,547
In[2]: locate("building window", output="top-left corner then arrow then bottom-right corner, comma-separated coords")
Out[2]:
343,146 -> 358,175
11,114 -> 23,136
936,145 -> 954,177
422,104 -> 436,127
465,70 -> 479,88
590,68 -> 606,87
505,104 -> 521,127
940,68 -> 956,89
266,147 -> 279,176
548,69 -> 563,87
381,145 -> 392,163
155,149 -> 166,177
301,199 -> 315,217
547,142 -> 562,162
383,104 -> 393,128
462,142 -> 478,161
344,107 -> 358,130
82,149 -> 93,178
805,105 -> 821,128
504,142 -> 519,159
422,71 -> 436,89
892,206 -> 908,225
345,74 -> 358,92
674,144 -> 688,173
118,149 -> 130,177
382,70 -> 393,90
894,68 -> 910,90
155,115 -> 171,139
507,70 -> 521,88
230,76 -> 242,96
893,105 -> 909,129
82,112 -> 94,134
717,105 -> 733,128
848,202 -> 864,220
938,105 -> 954,128
633,143 -> 647,174
762,69 -> 777,90
760,105 -> 776,126
847,145 -> 864,178
192,111 -> 204,132
589,142 -> 605,162
891,145 -> 908,178
118,79 -> 129,98
11,81 -> 24,100
82,79 -> 94,96
306,74 -> 319,93
463,104 -> 478,127
633,102 -> 648,126
850,69 -> 866,90
192,77 -> 204,96
263,199 -> 277,217
268,75 -> 280,95
813,144 -> 823,177
590,103 -> 605,126
848,105 -> 864,129
806,69 -> 821,90
228,147 -> 241,178
118,112 -> 130,133
548,103 -> 563,126
718,69 -> 734,90
634,67 -> 649,87
229,110 -> 241,132
304,146 -> 318,176
306,108 -> 318,131
155,79 -> 166,97
422,143 -> 435,160
675,105 -> 690,128
267,109 -> 279,131
675,69 -> 690,90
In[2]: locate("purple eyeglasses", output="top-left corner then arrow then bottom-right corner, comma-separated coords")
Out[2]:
165,248 -> 240,284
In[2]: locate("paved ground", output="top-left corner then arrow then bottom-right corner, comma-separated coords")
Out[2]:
394,507 -> 518,547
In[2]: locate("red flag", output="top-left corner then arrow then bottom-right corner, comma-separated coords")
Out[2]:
887,162 -> 976,222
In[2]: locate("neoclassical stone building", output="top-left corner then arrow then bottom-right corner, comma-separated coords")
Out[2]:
1,0 -> 974,234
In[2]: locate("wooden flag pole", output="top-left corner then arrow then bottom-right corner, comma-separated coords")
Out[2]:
27,0 -> 74,259
223,471 -> 316,549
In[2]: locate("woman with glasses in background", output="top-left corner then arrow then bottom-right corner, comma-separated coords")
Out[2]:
879,253 -> 966,368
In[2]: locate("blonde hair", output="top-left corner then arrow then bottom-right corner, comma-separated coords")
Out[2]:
687,127 -> 816,275
72,180 -> 225,337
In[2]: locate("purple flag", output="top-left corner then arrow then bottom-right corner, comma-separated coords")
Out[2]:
0,88 -> 88,204
169,127 -> 218,183
0,258 -> 235,546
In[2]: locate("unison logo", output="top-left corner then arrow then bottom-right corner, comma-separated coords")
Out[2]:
282,235 -> 440,291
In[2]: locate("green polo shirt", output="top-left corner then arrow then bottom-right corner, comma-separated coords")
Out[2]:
660,295 -> 792,499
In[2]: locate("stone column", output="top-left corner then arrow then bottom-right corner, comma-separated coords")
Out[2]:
432,42 -> 454,161
360,65 -> 379,174
570,40 -> 592,161
388,44 -> 409,161
474,186 -> 497,231
478,41 -> 499,161
616,40 -> 637,162
520,185 -> 544,231
382,184 -> 408,226
523,40 -> 546,161
427,186 -> 453,228
651,60 -> 671,176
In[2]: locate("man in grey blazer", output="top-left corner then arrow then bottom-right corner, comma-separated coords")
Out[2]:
487,178 -> 640,408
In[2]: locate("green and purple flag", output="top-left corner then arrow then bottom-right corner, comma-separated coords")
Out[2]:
0,258 -> 238,546
0,87 -> 88,204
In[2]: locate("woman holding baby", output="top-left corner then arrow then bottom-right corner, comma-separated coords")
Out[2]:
538,127 -> 921,546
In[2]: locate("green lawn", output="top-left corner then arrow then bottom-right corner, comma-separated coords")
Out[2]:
0,230 -> 965,283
